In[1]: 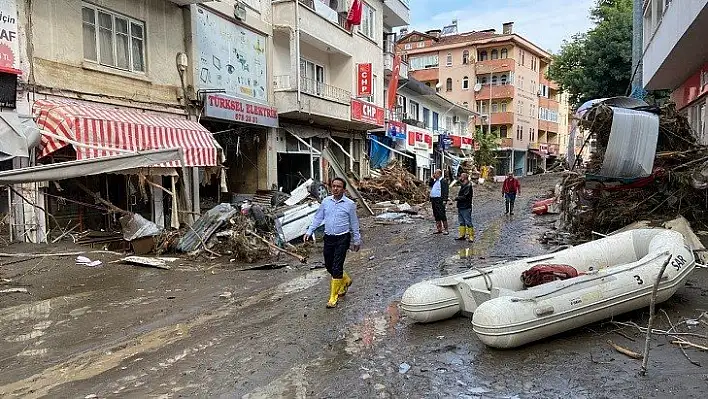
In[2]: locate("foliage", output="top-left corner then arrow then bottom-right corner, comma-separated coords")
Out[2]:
548,0 -> 633,108
473,127 -> 499,168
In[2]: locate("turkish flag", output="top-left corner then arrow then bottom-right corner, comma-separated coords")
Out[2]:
346,0 -> 363,29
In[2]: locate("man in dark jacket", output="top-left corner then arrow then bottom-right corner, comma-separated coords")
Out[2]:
455,172 -> 474,241
428,169 -> 449,235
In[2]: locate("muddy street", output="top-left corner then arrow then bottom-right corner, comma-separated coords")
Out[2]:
1,174 -> 707,399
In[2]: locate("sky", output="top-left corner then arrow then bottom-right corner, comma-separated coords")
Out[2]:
409,0 -> 597,54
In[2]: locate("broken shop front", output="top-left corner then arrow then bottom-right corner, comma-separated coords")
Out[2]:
1,99 -> 221,244
198,93 -> 278,205
405,125 -> 434,181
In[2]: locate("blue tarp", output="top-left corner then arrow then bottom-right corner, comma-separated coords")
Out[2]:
369,136 -> 393,169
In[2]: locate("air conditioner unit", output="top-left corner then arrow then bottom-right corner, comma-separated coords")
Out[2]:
336,0 -> 349,13
234,1 -> 247,21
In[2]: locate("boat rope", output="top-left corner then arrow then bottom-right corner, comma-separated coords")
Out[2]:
470,265 -> 493,291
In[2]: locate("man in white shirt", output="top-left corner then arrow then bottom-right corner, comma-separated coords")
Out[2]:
428,169 -> 450,235
304,177 -> 361,308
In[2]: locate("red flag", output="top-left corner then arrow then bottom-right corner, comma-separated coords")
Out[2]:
387,54 -> 401,113
346,0 -> 363,29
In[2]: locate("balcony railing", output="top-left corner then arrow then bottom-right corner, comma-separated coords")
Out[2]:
298,0 -> 349,31
272,75 -> 351,103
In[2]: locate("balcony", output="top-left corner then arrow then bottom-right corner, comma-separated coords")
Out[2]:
540,77 -> 559,91
475,84 -> 515,100
476,59 -> 515,74
273,0 -> 356,56
382,0 -> 410,27
539,120 -> 559,133
643,0 -> 708,89
410,68 -> 439,83
500,138 -> 513,148
539,97 -> 560,111
273,75 -> 352,124
477,112 -> 514,126
168,0 -> 211,5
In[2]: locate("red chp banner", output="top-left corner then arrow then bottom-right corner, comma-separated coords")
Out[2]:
357,63 -> 372,97
386,55 -> 401,112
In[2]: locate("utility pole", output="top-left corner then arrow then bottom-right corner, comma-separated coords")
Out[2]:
630,0 -> 646,99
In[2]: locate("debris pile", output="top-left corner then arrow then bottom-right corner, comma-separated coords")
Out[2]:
552,102 -> 708,243
358,162 -> 429,204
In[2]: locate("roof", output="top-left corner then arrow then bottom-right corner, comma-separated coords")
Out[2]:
402,77 -> 478,117
399,30 -> 552,60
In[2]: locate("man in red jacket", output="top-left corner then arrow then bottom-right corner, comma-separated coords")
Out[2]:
502,172 -> 521,215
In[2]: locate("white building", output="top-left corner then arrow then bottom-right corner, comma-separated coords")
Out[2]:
643,0 -> 707,142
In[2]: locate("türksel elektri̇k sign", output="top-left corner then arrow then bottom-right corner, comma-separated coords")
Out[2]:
204,93 -> 279,128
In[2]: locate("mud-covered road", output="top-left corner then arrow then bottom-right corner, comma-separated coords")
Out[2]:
1,174 -> 707,398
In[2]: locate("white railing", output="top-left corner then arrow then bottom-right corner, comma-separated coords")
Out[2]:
273,75 -> 351,103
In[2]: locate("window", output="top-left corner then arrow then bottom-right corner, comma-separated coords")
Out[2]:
82,4 -> 145,72
446,52 -> 452,67
521,50 -> 525,66
462,50 -> 469,65
446,116 -> 453,130
404,43 -> 412,50
480,76 -> 487,85
530,128 -> 535,142
501,102 -> 507,112
446,78 -> 452,91
518,76 -> 524,89
423,108 -> 431,128
517,100 -> 523,115
491,75 -> 498,86
360,2 -> 376,40
462,76 -> 469,90
492,103 -> 498,113
516,125 -> 523,140
478,50 -> 488,61
300,58 -> 325,95
491,49 -> 498,60
433,111 -> 439,131
500,74 -> 508,85
409,101 -> 419,120
529,103 -> 533,117
501,48 -> 508,58
409,55 -> 438,70
417,41 -> 425,48
500,125 -> 508,138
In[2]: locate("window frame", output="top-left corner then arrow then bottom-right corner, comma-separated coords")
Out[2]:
462,76 -> 469,90
501,48 -> 508,59
360,1 -> 376,41
81,3 -> 146,73
446,52 -> 452,67
462,50 -> 469,65
491,49 -> 498,60
446,77 -> 453,92
478,50 -> 488,61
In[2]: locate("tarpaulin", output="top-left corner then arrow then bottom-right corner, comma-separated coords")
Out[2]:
369,136 -> 392,169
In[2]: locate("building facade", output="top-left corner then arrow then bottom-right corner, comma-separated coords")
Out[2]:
643,0 -> 707,143
398,21 -> 568,176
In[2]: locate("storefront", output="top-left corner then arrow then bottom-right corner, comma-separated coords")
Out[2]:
199,92 -> 278,204
405,125 -> 433,180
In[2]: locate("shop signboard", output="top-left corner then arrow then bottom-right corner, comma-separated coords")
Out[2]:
193,6 -> 268,102
386,120 -> 406,140
406,125 -> 433,154
0,0 -> 20,74
204,93 -> 279,127
351,98 -> 384,126
356,63 -> 372,97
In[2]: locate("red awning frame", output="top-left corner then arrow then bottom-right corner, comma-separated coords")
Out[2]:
32,99 -> 220,167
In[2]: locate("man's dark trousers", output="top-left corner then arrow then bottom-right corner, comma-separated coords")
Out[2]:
323,233 -> 351,279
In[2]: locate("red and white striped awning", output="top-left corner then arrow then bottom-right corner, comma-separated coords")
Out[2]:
32,99 -> 219,167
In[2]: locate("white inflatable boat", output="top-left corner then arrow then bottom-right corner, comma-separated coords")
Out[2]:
400,229 -> 695,348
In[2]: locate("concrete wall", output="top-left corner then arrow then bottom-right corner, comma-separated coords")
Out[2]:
438,46 -> 475,108
24,0 -> 187,110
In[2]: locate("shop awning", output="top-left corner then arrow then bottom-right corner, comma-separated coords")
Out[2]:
530,150 -> 548,159
33,100 -> 219,167
0,148 -> 183,185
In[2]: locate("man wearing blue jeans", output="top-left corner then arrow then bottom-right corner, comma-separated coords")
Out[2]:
455,173 -> 474,242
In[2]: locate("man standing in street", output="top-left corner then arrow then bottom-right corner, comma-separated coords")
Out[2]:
428,169 -> 449,235
455,172 -> 474,242
502,172 -> 521,215
304,177 -> 361,308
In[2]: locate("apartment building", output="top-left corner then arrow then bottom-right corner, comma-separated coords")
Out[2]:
398,21 -> 567,176
271,0 -> 398,190
0,0 -> 279,242
643,0 -> 707,143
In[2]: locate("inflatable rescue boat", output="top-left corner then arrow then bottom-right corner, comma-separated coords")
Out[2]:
400,229 -> 695,348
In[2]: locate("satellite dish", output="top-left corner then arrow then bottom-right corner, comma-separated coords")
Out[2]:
473,83 -> 482,92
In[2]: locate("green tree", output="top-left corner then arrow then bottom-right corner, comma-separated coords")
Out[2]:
548,0 -> 633,108
473,127 -> 499,168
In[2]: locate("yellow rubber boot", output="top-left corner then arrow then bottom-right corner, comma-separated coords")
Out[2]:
455,226 -> 467,240
327,278 -> 343,308
467,227 -> 475,242
338,272 -> 352,297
